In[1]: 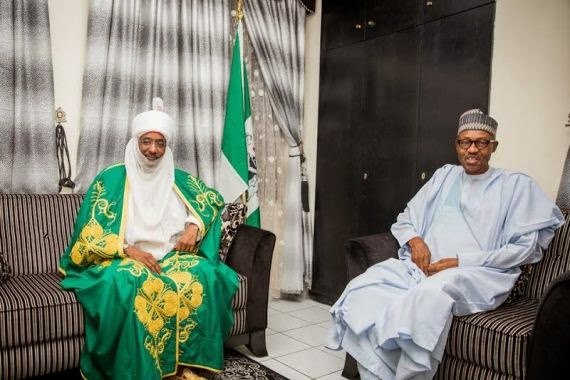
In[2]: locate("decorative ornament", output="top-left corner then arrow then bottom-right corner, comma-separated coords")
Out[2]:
55,107 -> 67,124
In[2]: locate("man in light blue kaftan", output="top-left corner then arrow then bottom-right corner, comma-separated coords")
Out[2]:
327,109 -> 565,380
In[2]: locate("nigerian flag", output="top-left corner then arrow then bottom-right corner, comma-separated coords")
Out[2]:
219,21 -> 260,227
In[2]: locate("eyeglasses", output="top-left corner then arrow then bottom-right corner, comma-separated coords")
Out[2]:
456,139 -> 496,150
139,138 -> 166,149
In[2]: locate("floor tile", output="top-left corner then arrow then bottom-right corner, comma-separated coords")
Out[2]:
282,324 -> 329,347
268,307 -> 283,316
276,347 -> 345,378
269,298 -> 314,313
233,345 -> 271,362
319,320 -> 333,330
316,370 -> 346,380
318,345 -> 346,360
268,312 -> 312,332
293,306 -> 332,323
307,299 -> 333,311
262,359 -> 312,380
266,333 -> 311,358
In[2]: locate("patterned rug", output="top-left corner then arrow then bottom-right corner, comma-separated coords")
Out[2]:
32,349 -> 289,379
210,349 -> 289,380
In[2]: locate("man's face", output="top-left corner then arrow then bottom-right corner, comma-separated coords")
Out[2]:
138,131 -> 166,161
455,129 -> 497,175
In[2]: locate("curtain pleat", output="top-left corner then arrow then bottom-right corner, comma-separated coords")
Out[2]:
244,0 -> 312,294
0,0 -> 58,193
75,0 -> 230,191
241,28 -> 287,298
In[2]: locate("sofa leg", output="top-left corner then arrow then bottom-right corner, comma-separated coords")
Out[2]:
342,353 -> 359,379
247,330 -> 268,357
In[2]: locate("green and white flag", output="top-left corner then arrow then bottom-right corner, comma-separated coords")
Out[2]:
219,21 -> 260,227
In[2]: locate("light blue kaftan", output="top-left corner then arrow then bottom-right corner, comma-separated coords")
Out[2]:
328,165 -> 564,380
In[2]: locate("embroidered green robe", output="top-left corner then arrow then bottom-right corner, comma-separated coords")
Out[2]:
59,164 -> 239,379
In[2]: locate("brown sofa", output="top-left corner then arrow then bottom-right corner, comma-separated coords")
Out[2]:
341,209 -> 569,380
0,194 -> 275,379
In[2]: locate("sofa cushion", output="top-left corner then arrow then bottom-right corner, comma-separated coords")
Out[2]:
436,355 -> 512,380
0,251 -> 11,284
1,336 -> 83,380
445,298 -> 538,379
232,273 -> 248,310
229,308 -> 247,336
0,273 -> 83,349
504,263 -> 534,304
524,209 -> 569,300
219,202 -> 247,262
0,194 -> 83,276
0,270 -> 248,350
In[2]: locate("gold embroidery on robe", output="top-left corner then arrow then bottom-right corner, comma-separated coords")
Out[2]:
134,277 -> 178,366
70,181 -> 119,266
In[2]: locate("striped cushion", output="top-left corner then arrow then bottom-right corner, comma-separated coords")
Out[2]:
0,194 -> 83,275
0,336 -> 83,380
524,209 -> 569,300
436,355 -> 513,380
229,308 -> 248,336
0,272 -> 248,349
232,273 -> 248,310
444,298 -> 538,379
0,272 -> 248,378
0,273 -> 83,349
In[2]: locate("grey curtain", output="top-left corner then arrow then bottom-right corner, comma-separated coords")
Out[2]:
75,0 -> 230,190
244,0 -> 312,294
0,0 -> 58,193
241,26 -> 288,298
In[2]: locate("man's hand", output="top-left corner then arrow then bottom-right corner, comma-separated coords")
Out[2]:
427,258 -> 459,276
174,223 -> 199,252
408,236 -> 431,274
124,246 -> 161,273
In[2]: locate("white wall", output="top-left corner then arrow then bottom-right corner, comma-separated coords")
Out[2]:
303,0 -> 322,217
490,0 -> 570,199
48,0 -> 89,181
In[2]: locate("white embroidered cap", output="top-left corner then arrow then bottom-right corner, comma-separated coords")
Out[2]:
457,108 -> 498,136
131,97 -> 175,142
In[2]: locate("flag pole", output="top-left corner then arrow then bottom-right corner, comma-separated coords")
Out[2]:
234,0 -> 244,22
235,0 -> 246,206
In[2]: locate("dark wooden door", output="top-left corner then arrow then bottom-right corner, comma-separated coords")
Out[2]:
321,0 -> 366,50
312,43 -> 365,304
357,28 -> 420,236
415,3 -> 495,186
365,0 -> 419,40
420,0 -> 494,23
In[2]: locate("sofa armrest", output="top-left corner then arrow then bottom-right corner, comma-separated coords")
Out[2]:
346,232 -> 399,281
526,269 -> 570,380
342,232 -> 399,378
225,224 -> 276,332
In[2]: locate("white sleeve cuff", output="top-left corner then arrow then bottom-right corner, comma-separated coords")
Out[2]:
185,214 -> 203,241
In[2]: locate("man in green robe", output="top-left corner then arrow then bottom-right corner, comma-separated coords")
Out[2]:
59,98 -> 239,380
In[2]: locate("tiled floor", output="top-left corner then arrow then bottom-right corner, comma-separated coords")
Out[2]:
235,297 -> 347,380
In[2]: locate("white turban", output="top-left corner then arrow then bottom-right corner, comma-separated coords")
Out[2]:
124,97 -> 175,229
131,97 -> 175,142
